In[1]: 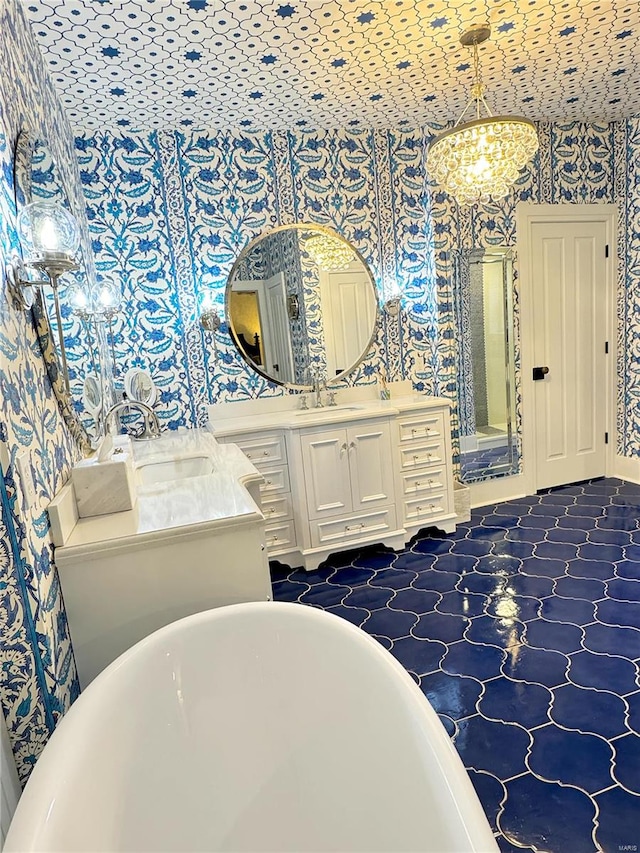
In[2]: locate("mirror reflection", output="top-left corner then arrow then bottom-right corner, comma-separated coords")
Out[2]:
452,247 -> 517,483
226,225 -> 378,388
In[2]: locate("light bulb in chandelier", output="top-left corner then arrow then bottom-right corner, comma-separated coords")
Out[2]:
427,25 -> 539,206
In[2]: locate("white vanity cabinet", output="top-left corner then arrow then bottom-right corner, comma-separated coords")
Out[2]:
394,405 -> 456,536
211,393 -> 457,571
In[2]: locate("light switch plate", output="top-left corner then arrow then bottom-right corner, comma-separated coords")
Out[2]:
15,450 -> 37,509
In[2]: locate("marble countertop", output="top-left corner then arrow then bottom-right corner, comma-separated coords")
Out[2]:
209,392 -> 451,437
55,429 -> 264,561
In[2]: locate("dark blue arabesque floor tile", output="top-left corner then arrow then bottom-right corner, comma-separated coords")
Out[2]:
550,683 -> 628,739
485,593 -> 541,622
411,568 -> 460,593
596,598 -> 640,630
535,541 -> 579,561
412,610 -> 469,644
582,623 -> 640,660
507,573 -> 555,598
540,595 -> 597,626
589,528 -> 633,546
499,773 -> 597,853
465,614 -> 524,649
615,560 -> 640,581
342,585 -> 395,610
502,645 -> 569,688
568,650 -> 639,695
324,604 -> 368,628
474,553 -> 523,575
298,583 -> 349,607
329,566 -> 376,586
442,640 -> 506,681
520,556 -> 568,579
420,670 -> 483,720
594,786 -> 640,853
579,542 -> 626,563
503,526 -> 547,543
611,733 -> 640,795
392,550 -> 435,571
527,723 -> 614,794
351,550 -> 396,570
525,618 -> 584,653
546,526 -> 589,546
367,567 -> 417,589
455,715 -> 531,780
271,578 -> 309,602
608,577 -> 640,603
449,538 -> 493,558
478,676 -> 552,728
566,557 -> 616,580
437,713 -> 456,738
493,540 -> 535,560
437,589 -> 488,618
519,514 -> 559,530
554,575 -> 607,601
456,571 -> 503,596
388,587 -> 440,614
390,636 -> 446,676
362,607 -> 417,640
467,769 -> 506,834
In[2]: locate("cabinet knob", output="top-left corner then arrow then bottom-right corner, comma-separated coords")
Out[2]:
265,479 -> 272,486
341,442 -> 348,453
349,441 -> 357,450
263,451 -> 269,456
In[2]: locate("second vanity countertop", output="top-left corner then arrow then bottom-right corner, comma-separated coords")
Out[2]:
53,429 -> 264,560
208,391 -> 451,438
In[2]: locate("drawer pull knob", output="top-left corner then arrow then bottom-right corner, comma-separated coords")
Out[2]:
268,508 -> 276,515
345,523 -> 365,532
265,479 -> 272,486
263,451 -> 269,456
267,536 -> 279,546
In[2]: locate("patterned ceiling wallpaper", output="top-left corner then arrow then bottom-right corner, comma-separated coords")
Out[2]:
21,0 -> 640,132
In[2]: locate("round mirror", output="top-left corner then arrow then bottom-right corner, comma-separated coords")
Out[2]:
225,225 -> 378,388
13,128 -> 99,450
124,367 -> 157,407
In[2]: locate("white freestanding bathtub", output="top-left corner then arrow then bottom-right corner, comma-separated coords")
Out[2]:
6,602 -> 497,852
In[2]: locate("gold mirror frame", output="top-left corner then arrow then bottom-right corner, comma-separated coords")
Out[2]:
225,224 -> 379,390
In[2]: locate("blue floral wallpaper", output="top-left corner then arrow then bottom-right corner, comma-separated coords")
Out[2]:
0,0 -> 88,782
75,119 -> 638,458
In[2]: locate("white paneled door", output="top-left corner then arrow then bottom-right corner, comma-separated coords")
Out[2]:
529,218 -> 608,489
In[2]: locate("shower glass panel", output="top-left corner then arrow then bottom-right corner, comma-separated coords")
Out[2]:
452,247 -> 517,483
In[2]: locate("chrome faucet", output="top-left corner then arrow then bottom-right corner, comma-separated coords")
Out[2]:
104,399 -> 161,440
310,368 -> 326,408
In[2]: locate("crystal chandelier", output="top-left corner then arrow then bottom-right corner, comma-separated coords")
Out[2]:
427,25 -> 539,206
305,234 -> 354,271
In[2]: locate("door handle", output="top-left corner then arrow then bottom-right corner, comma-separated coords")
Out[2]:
533,366 -> 549,381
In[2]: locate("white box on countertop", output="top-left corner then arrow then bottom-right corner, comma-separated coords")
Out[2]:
71,439 -> 136,518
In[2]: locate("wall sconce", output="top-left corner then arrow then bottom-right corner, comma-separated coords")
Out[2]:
68,274 -> 123,377
8,201 -> 81,393
384,297 -> 402,317
199,291 -> 224,360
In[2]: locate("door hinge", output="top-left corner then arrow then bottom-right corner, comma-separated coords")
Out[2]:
605,432 -> 609,444
605,244 -> 609,258
605,341 -> 609,354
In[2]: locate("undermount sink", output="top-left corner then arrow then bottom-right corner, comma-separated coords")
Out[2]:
294,405 -> 364,417
136,455 -> 214,485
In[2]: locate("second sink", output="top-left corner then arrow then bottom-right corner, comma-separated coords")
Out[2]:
136,455 -> 214,485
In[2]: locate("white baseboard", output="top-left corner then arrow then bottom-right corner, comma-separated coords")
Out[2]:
469,473 -> 529,509
609,454 -> 640,484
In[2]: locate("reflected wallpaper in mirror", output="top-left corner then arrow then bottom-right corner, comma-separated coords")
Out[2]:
453,247 -> 517,483
226,224 -> 378,388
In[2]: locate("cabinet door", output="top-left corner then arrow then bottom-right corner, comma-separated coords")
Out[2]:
347,421 -> 395,512
300,428 -> 352,519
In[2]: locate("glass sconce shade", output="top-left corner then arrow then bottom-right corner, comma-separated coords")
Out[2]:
16,201 -> 80,260
94,275 -> 123,316
66,279 -> 92,315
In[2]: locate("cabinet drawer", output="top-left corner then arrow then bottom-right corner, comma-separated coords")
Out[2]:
260,492 -> 292,522
230,433 -> 286,468
265,519 -> 296,553
259,466 -> 290,496
310,506 -> 397,549
398,413 -> 445,444
402,468 -> 447,497
404,493 -> 450,524
399,441 -> 445,470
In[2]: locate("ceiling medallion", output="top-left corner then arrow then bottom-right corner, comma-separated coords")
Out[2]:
427,25 -> 539,206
